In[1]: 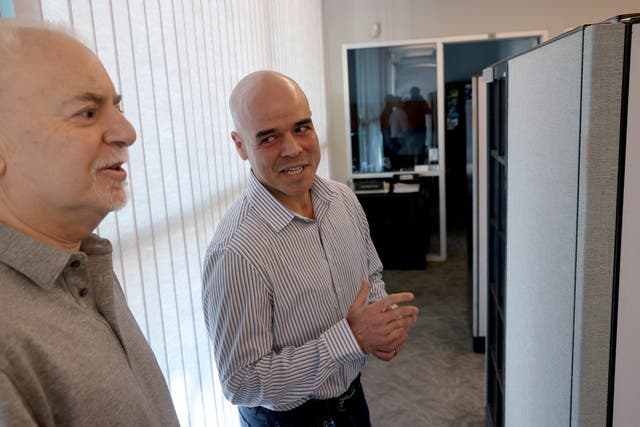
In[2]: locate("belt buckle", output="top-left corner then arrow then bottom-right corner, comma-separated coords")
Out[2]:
337,386 -> 356,411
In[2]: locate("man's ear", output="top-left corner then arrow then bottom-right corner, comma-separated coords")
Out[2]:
231,131 -> 248,160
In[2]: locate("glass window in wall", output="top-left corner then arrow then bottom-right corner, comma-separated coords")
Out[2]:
347,44 -> 438,174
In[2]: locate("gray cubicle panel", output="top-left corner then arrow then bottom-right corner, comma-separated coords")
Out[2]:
571,24 -> 626,427
504,23 -> 627,427
612,22 -> 639,427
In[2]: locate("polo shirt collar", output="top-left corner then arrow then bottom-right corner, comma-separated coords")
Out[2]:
0,223 -> 111,290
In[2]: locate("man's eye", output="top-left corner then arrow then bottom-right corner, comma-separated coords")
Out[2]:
115,104 -> 124,113
80,110 -> 97,119
295,126 -> 310,134
259,135 -> 276,145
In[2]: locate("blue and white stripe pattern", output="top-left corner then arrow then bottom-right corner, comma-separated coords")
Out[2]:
202,173 -> 386,411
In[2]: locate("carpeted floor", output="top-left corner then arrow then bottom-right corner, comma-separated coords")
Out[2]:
361,250 -> 486,427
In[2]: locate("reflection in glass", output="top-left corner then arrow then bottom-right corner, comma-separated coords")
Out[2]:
347,44 -> 438,174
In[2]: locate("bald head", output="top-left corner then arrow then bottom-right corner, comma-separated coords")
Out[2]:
229,71 -> 309,137
0,20 -> 96,116
0,20 -> 80,89
0,18 -> 36,63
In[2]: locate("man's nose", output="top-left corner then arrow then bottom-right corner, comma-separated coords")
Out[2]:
105,107 -> 137,147
280,132 -> 303,157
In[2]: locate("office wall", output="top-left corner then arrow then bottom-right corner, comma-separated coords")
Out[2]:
322,0 -> 638,183
444,38 -> 537,83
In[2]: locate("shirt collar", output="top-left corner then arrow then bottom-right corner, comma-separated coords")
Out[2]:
246,171 -> 338,232
0,223 -> 112,290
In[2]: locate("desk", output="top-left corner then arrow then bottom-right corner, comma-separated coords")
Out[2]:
356,181 -> 429,270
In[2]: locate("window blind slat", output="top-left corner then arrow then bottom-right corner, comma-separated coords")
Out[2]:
41,1 -> 327,425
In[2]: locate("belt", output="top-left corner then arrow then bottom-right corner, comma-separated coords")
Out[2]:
261,375 -> 363,417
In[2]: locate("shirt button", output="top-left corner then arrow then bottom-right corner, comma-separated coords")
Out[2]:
70,260 -> 81,268
79,288 -> 88,297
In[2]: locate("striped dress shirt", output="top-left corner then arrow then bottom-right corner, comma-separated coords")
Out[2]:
202,173 -> 386,411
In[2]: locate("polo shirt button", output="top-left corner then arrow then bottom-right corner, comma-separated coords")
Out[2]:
79,288 -> 88,297
70,260 -> 81,268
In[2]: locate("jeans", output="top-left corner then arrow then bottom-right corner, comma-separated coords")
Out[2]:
238,375 -> 371,427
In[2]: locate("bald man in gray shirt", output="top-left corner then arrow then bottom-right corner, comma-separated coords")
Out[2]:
0,20 -> 179,426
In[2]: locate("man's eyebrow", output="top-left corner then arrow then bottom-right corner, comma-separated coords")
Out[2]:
255,128 -> 277,140
65,93 -> 122,105
295,118 -> 313,127
254,118 -> 313,140
68,92 -> 105,104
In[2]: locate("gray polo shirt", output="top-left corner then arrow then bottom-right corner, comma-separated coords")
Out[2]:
0,224 -> 179,426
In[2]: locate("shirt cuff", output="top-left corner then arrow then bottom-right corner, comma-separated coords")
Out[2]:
322,318 -> 366,364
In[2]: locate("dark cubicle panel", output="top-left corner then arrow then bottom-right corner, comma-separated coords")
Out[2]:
484,61 -> 508,427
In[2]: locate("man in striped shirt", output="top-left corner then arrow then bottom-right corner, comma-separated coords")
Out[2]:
203,70 -> 419,426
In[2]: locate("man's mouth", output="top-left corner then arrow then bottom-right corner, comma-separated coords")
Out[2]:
100,162 -> 124,172
282,166 -> 304,175
94,160 -> 128,182
94,150 -> 129,171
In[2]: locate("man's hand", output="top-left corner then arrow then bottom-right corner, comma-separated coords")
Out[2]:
346,279 -> 419,360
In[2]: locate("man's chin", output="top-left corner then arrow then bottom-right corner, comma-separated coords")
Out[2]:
110,189 -> 129,211
96,188 -> 129,213
110,198 -> 128,212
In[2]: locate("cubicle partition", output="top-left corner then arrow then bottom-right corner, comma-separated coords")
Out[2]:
484,15 -> 638,427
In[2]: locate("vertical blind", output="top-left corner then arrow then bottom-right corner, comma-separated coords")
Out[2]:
39,1 -> 328,426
